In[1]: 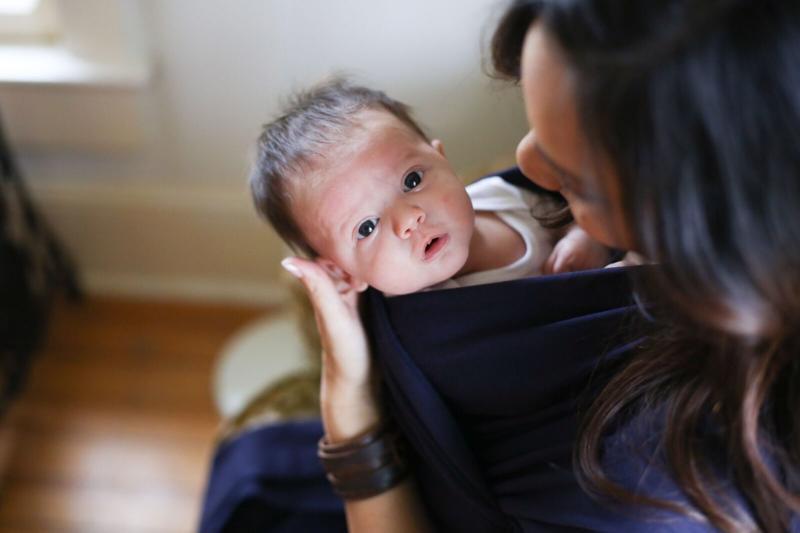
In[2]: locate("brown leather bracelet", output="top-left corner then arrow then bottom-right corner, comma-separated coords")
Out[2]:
325,461 -> 408,500
318,422 -> 409,500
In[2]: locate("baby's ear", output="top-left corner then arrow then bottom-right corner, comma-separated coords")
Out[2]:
431,139 -> 446,158
316,258 -> 369,294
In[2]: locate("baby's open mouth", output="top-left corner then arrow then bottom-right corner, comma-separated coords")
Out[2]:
424,235 -> 448,260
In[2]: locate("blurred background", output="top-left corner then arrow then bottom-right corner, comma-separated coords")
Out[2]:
0,0 -> 526,531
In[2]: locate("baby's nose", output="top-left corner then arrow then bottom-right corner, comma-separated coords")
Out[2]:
393,204 -> 425,239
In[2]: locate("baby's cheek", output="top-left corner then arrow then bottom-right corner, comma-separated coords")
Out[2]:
442,189 -> 472,220
366,244 -> 413,294
439,190 -> 456,208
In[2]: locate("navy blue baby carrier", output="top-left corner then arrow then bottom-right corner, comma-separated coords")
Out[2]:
199,168 -> 690,532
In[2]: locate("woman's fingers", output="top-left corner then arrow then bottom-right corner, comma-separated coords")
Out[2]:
281,257 -> 371,385
281,257 -> 382,440
282,258 -> 352,321
281,257 -> 357,342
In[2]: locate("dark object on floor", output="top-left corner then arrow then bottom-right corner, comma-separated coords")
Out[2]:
0,110 -> 81,414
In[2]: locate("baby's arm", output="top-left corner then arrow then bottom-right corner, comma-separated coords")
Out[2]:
543,224 -> 611,274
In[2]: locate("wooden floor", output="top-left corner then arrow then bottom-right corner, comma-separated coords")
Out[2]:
0,297 -> 272,533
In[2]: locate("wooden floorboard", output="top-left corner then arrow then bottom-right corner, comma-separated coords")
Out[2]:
0,297 -> 273,533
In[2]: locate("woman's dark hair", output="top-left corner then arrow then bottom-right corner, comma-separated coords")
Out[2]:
492,1 -> 800,531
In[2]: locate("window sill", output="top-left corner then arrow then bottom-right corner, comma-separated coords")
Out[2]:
0,44 -> 149,88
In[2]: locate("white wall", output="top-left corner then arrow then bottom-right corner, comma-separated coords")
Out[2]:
8,0 -> 527,304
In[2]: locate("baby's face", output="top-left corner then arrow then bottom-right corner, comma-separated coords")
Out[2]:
291,110 -> 475,295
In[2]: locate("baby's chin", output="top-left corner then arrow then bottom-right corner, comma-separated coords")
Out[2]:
377,277 -> 436,297
376,255 -> 469,297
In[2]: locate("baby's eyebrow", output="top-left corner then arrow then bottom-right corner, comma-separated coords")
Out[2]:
396,148 -> 418,168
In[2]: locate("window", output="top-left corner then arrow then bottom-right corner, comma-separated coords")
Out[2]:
0,0 -> 59,42
0,0 -> 148,150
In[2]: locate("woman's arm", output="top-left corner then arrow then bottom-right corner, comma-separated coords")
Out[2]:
281,258 -> 435,533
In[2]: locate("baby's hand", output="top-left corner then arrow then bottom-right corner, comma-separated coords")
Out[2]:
605,251 -> 646,269
543,225 -> 610,274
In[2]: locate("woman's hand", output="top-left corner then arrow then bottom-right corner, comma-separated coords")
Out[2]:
281,257 -> 381,442
282,258 -> 433,533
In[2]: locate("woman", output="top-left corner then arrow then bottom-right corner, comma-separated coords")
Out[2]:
282,1 -> 800,531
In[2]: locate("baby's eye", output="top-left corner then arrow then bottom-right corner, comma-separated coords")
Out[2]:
402,170 -> 423,192
357,217 -> 379,240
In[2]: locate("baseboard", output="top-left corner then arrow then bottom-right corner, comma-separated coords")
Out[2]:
83,272 -> 290,306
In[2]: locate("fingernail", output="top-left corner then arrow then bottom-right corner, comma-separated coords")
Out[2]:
281,258 -> 303,279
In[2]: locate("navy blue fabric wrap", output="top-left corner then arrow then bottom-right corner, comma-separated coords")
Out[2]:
364,265 -> 649,532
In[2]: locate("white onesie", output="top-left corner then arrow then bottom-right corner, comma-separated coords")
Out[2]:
429,176 -> 557,290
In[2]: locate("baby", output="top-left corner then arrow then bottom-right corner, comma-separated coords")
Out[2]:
250,79 -> 610,296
